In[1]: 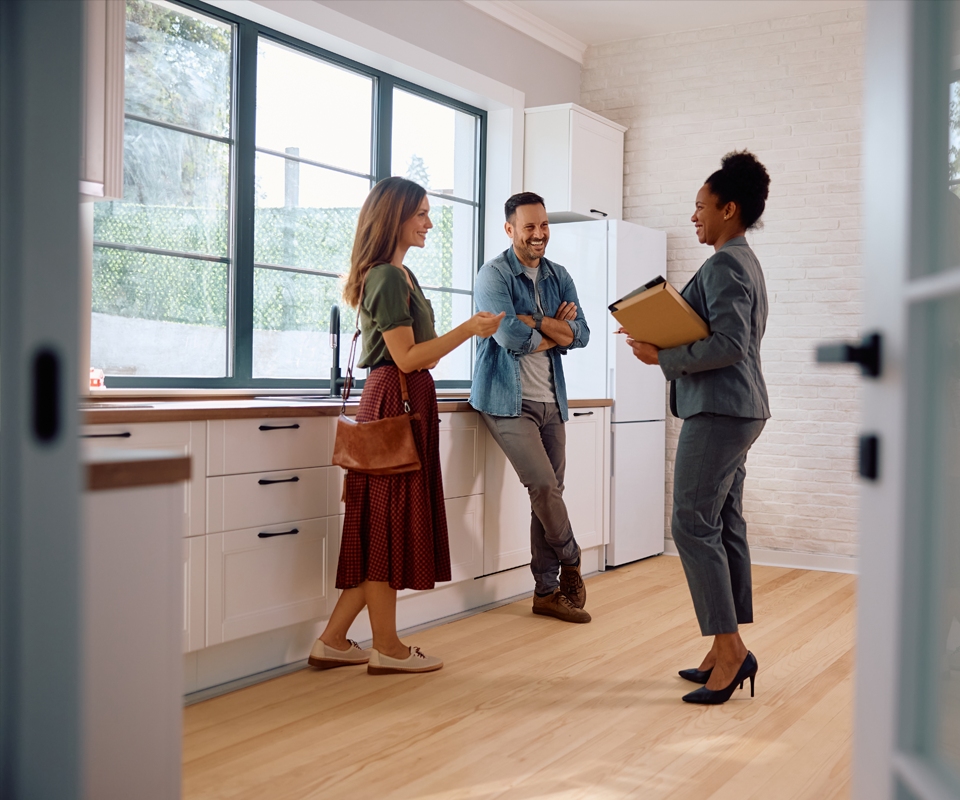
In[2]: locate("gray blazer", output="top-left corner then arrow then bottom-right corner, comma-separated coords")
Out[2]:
658,237 -> 770,420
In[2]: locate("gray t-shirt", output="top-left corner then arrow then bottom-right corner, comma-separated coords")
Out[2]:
519,265 -> 556,403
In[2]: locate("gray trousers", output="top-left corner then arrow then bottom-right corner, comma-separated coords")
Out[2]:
481,401 -> 579,594
672,413 -> 766,637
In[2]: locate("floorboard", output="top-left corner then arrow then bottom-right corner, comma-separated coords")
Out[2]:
183,555 -> 857,800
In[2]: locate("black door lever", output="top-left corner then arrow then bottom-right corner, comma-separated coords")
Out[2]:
815,332 -> 882,377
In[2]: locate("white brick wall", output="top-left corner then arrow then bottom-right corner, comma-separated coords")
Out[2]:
580,7 -> 866,560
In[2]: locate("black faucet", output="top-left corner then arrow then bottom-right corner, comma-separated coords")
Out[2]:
329,304 -> 344,398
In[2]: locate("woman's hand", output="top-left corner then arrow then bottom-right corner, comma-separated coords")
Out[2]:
625,336 -> 660,365
468,311 -> 505,338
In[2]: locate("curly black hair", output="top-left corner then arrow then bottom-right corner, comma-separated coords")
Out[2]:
705,150 -> 771,230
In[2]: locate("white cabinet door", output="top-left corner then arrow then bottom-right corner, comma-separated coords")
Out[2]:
182,536 -> 205,653
523,104 -> 625,223
483,406 -> 607,574
438,410 -> 484,499
482,425 -> 533,575
207,416 -> 333,476
81,420 -> 206,537
206,465 -> 339,533
564,408 -> 606,550
569,110 -> 624,221
205,516 -> 333,646
445,494 -> 484,583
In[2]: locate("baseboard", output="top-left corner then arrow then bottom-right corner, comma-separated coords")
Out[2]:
661,538 -> 858,574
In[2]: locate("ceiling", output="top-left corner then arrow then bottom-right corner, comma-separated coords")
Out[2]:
477,0 -> 866,51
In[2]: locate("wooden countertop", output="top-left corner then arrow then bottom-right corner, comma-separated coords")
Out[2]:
80,395 -> 612,424
85,447 -> 192,491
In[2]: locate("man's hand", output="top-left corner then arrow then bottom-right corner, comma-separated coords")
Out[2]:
554,301 -> 577,321
625,336 -> 660,365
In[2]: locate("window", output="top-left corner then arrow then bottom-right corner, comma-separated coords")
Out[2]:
92,0 -> 485,388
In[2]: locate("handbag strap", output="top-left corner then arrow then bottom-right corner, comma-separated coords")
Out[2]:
340,267 -> 414,417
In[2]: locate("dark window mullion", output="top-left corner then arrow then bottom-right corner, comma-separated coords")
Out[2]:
375,76 -> 393,182
232,24 -> 258,381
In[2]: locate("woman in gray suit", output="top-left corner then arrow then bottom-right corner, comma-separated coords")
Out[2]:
625,151 -> 771,704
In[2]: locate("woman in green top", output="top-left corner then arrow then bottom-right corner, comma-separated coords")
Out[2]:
310,177 -> 503,675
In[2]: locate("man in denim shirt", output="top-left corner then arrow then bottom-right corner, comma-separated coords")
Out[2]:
470,192 -> 592,623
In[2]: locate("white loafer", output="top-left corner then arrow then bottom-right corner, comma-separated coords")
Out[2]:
367,646 -> 443,675
307,639 -> 372,670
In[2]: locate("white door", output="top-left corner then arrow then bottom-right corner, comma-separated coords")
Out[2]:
853,2 -> 960,798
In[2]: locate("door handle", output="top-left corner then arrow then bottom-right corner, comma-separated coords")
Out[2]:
815,332 -> 882,377
573,411 -> 594,416
259,423 -> 300,431
81,431 -> 132,439
33,347 -> 60,443
258,476 -> 300,485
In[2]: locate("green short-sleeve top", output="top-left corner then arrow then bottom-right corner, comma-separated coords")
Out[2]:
356,263 -> 437,369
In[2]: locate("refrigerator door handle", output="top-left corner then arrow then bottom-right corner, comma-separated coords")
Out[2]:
610,426 -> 615,477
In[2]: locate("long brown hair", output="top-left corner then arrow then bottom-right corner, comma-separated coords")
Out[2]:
342,177 -> 426,308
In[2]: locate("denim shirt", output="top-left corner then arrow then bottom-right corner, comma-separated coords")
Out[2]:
469,247 -> 589,421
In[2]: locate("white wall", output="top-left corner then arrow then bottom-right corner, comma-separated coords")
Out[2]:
580,7 -> 866,561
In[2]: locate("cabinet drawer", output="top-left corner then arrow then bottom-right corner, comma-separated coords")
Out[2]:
81,421 -> 206,537
206,466 -> 339,533
207,417 -> 333,476
206,517 -> 333,646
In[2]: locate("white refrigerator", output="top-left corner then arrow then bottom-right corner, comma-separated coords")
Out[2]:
548,219 -> 667,566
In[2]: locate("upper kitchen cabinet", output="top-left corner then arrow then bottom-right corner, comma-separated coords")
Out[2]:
80,0 -> 124,201
523,104 -> 626,223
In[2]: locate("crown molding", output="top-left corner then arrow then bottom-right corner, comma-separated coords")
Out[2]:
462,0 -> 587,65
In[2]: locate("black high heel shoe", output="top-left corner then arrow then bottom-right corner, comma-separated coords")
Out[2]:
678,666 -> 712,684
682,652 -> 757,705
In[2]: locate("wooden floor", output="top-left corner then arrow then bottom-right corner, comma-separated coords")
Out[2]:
183,556 -> 857,800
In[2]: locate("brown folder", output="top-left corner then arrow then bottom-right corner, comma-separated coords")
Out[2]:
609,276 -> 709,349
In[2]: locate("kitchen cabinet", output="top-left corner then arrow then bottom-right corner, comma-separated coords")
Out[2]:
523,103 -> 626,223
205,516 -> 335,646
81,0 -> 124,201
81,420 -> 207,537
81,399 -> 615,696
563,408 -> 607,550
83,449 -> 189,800
482,405 -> 608,575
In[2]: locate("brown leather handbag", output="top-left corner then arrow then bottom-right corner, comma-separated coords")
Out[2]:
331,274 -> 422,476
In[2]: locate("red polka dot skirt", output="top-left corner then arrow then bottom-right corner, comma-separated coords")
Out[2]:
336,365 -> 451,591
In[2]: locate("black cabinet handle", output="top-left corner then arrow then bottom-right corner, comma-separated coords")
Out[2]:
258,528 -> 299,538
573,411 -> 594,417
80,431 -> 132,439
259,423 -> 301,431
589,209 -> 608,217
816,332 -> 882,377
258,476 -> 300,485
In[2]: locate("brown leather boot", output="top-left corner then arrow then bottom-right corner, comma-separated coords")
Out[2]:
532,589 -> 591,623
559,547 -> 586,609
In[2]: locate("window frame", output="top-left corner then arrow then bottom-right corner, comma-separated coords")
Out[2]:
99,0 -> 485,390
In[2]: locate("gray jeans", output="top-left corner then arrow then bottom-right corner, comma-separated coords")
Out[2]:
672,413 -> 766,637
481,401 -> 579,594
